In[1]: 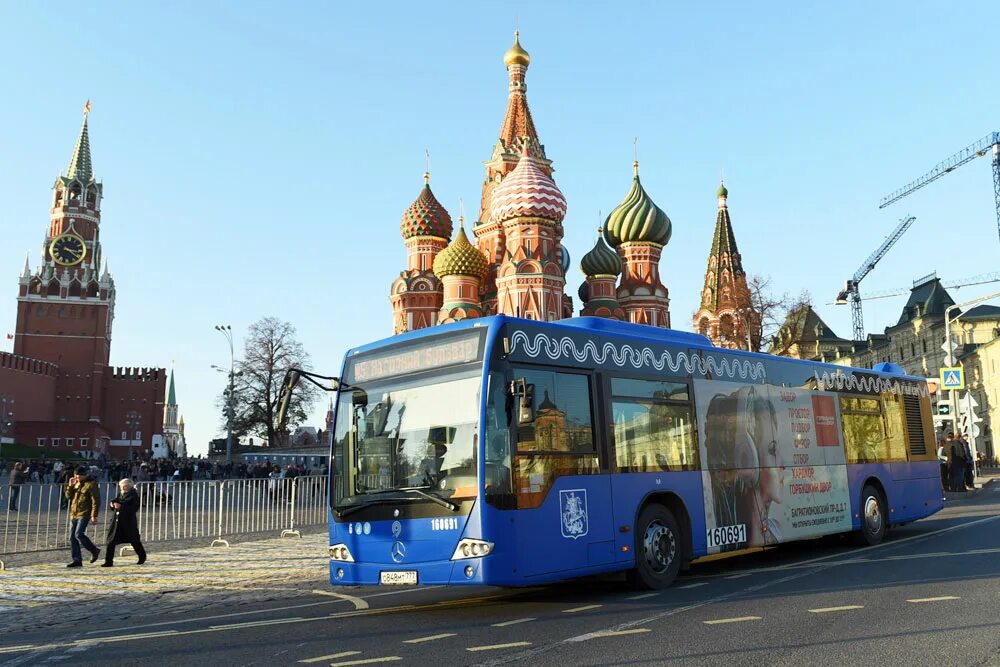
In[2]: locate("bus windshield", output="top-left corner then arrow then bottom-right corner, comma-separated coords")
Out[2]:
334,368 -> 482,505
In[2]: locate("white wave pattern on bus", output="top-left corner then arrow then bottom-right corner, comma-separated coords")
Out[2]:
812,370 -> 929,397
510,331 -> 767,382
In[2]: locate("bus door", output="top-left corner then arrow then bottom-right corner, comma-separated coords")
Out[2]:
510,367 -> 615,578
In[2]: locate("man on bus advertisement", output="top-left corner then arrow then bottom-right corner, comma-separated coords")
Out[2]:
696,380 -> 852,553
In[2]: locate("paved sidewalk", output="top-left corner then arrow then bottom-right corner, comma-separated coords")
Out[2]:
0,532 -> 330,635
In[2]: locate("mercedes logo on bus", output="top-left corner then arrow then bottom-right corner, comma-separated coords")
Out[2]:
391,541 -> 406,563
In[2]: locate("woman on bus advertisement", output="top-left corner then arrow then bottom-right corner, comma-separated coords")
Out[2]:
697,381 -> 853,553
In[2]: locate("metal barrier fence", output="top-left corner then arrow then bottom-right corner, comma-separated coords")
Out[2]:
0,475 -> 335,569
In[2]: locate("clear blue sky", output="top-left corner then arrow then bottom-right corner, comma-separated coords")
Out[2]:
2,2 -> 998,455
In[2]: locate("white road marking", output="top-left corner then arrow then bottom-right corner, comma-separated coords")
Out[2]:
570,628 -> 652,641
907,596 -> 960,603
330,658 -> 401,667
808,605 -> 865,613
403,633 -> 456,644
626,593 -> 659,600
467,642 -> 532,652
298,651 -> 360,663
703,616 -> 761,625
309,591 -> 370,610
680,582 -> 708,589
563,604 -> 602,613
725,573 -> 752,580
210,617 -> 304,630
491,617 -> 535,627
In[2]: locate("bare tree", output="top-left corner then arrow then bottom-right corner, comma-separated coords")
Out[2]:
221,317 -> 319,447
734,275 -> 812,353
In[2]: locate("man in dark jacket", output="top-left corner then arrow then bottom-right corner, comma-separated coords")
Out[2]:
102,478 -> 146,566
8,462 -> 26,511
65,466 -> 101,567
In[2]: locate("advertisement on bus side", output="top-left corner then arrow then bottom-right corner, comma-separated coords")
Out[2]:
695,380 -> 853,553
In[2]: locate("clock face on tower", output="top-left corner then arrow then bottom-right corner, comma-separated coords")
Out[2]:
49,233 -> 87,267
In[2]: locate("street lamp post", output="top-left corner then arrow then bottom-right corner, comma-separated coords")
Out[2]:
124,410 -> 140,462
215,325 -> 235,464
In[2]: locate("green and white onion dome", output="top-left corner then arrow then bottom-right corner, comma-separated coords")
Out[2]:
580,230 -> 622,277
603,162 -> 671,247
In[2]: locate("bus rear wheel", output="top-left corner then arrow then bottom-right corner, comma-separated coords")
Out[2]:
627,504 -> 681,590
858,484 -> 886,546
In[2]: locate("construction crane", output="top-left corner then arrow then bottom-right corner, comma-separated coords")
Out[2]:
879,132 -> 1000,244
849,271 -> 1000,302
835,215 -> 917,341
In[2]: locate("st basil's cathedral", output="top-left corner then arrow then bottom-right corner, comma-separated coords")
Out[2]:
391,33 -> 755,348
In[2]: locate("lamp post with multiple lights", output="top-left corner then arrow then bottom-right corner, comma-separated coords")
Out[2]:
215,325 -> 235,464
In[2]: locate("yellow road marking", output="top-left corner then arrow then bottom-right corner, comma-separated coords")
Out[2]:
808,605 -> 864,613
298,651 -> 360,663
492,617 -> 535,627
907,596 -> 960,603
563,604 -> 602,613
703,616 -> 761,625
466,642 -> 532,652
330,658 -> 401,667
590,629 -> 651,638
626,593 -> 658,600
403,633 -> 456,644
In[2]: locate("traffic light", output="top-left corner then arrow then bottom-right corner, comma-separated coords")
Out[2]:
937,404 -> 951,416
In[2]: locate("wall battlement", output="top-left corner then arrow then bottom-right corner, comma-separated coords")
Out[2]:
108,366 -> 164,381
0,351 -> 59,377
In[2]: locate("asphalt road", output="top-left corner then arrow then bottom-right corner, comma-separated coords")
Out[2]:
3,484 -> 998,667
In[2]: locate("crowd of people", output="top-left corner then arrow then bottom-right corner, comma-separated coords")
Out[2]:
3,455 -> 329,511
937,432 -> 995,492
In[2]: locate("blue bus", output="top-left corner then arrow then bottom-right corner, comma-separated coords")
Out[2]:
280,315 -> 943,589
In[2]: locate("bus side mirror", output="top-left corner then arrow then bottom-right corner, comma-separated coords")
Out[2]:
510,379 -> 535,425
276,369 -> 301,431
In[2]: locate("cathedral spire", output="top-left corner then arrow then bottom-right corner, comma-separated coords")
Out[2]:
167,368 -> 176,405
496,31 -> 542,161
67,101 -> 94,183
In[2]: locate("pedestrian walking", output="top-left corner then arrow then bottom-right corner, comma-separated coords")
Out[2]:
7,462 -> 26,511
101,478 -> 146,567
947,433 -> 967,493
65,466 -> 101,567
958,434 -> 975,489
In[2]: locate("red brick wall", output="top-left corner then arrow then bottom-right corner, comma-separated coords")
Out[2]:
0,352 -> 57,423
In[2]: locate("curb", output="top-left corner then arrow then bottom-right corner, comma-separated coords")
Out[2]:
944,476 -> 997,501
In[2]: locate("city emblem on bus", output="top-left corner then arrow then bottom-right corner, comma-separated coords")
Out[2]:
392,520 -> 402,537
559,489 -> 589,539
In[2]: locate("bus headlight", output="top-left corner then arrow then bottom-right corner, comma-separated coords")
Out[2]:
451,538 -> 494,560
329,544 -> 355,562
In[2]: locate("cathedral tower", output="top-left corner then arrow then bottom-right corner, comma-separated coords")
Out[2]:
603,162 -> 672,327
578,228 -> 625,320
490,146 -> 568,321
14,103 -> 116,424
390,173 -> 452,333
432,220 -> 489,323
476,32 -> 554,314
693,182 -> 757,349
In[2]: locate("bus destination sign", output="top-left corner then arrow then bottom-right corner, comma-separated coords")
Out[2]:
350,333 -> 481,383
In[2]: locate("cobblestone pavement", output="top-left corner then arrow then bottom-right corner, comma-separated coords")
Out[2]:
0,531 -> 330,636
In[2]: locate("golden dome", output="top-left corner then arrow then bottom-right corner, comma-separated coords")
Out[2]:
503,31 -> 530,68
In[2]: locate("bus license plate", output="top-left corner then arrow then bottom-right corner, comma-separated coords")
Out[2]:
380,570 -> 417,585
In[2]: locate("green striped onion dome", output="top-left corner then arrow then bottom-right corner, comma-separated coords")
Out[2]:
400,176 -> 453,240
603,163 -> 672,247
577,281 -> 589,303
717,180 -> 728,198
580,230 -> 622,277
433,225 -> 488,280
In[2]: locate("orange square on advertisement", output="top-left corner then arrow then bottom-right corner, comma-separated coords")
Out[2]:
811,395 -> 840,447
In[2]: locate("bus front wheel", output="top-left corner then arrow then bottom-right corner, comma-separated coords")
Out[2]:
627,504 -> 681,590
858,484 -> 887,546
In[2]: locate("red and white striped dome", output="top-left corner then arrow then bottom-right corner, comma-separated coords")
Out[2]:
489,149 -> 567,224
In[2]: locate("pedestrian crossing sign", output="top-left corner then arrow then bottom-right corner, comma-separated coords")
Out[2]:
940,367 -> 965,390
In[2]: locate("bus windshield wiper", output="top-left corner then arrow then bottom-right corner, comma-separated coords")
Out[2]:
398,486 -> 459,512
337,487 -> 458,516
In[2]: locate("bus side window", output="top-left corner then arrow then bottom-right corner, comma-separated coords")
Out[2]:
512,369 -> 597,509
841,395 -> 886,463
609,377 -> 699,473
485,371 -> 515,508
